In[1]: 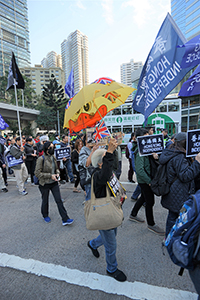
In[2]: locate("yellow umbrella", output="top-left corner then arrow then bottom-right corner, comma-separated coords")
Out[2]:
64,78 -> 135,132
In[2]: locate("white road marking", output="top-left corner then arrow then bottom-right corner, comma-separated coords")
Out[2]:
0,253 -> 197,300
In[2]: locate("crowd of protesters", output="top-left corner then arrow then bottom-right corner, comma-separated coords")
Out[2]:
1,128 -> 200,297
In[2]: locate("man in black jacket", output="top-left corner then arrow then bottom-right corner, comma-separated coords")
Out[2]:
24,138 -> 37,185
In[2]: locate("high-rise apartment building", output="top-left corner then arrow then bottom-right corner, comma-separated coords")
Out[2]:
41,51 -> 62,69
20,65 -> 65,96
61,29 -> 89,94
171,0 -> 200,40
120,59 -> 143,102
0,0 -> 30,76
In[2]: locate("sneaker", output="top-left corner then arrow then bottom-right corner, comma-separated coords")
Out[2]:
31,183 -> 35,186
19,190 -> 28,196
106,269 -> 127,282
62,218 -> 74,226
129,215 -> 145,223
44,217 -> 51,223
60,180 -> 66,184
148,224 -> 165,236
2,188 -> 8,193
131,196 -> 137,202
87,241 -> 100,258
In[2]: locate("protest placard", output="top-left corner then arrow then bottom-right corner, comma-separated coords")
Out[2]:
54,147 -> 71,161
6,155 -> 23,168
186,129 -> 200,157
137,134 -> 164,156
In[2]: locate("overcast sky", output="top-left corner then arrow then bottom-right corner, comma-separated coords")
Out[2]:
28,0 -> 171,82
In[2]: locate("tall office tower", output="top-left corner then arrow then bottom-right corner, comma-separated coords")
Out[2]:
41,51 -> 62,68
57,54 -> 62,69
0,0 -> 30,76
171,0 -> 200,40
120,59 -> 143,102
61,29 -> 89,94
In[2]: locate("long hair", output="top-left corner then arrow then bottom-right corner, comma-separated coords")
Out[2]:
169,139 -> 186,153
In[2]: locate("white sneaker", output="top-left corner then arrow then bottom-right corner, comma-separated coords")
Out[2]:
19,190 -> 28,196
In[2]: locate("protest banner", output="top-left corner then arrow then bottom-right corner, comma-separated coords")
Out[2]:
6,155 -> 23,168
137,134 -> 164,156
54,147 -> 71,161
186,129 -> 200,157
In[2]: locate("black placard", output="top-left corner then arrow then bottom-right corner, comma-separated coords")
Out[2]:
54,147 -> 71,161
186,129 -> 200,157
137,134 -> 164,156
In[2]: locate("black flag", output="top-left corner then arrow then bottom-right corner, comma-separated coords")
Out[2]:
6,52 -> 25,91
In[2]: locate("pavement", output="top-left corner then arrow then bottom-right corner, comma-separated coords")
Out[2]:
0,155 -> 198,300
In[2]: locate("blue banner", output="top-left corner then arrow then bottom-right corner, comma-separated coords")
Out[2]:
133,13 -> 194,124
6,155 -> 23,167
0,136 -> 6,145
0,114 -> 9,130
178,34 -> 200,69
65,67 -> 74,99
179,65 -> 200,97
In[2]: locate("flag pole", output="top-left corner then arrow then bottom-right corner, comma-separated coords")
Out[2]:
57,110 -> 60,137
14,78 -> 22,146
22,89 -> 24,107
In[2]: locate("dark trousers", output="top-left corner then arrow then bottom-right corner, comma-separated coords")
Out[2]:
25,160 -> 36,183
2,167 -> 7,184
74,171 -> 80,188
128,158 -> 133,181
60,168 -> 68,182
39,182 -> 69,222
166,210 -> 179,237
131,183 -> 155,226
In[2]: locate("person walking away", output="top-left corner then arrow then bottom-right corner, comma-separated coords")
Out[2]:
159,132 -> 200,236
71,139 -> 83,193
129,128 -> 165,235
10,137 -> 28,196
34,141 -> 74,225
60,135 -> 74,183
87,139 -> 127,282
24,137 -> 37,185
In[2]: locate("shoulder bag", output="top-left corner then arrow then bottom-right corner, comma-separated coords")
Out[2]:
84,176 -> 124,230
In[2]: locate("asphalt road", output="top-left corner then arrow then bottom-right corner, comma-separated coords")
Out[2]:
0,155 -> 198,300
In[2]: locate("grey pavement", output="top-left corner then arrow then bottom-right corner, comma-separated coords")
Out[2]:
0,155 -> 198,300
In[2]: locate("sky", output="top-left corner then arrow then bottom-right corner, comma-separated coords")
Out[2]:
27,0 -> 171,83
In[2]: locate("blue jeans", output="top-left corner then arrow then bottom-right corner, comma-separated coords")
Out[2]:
64,159 -> 74,182
131,184 -> 141,199
166,210 -> 179,237
90,228 -> 118,273
85,184 -> 91,201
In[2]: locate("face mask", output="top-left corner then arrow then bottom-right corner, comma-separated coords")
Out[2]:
48,148 -> 54,155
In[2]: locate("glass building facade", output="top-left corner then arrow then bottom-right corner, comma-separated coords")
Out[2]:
0,0 -> 30,76
171,0 -> 200,40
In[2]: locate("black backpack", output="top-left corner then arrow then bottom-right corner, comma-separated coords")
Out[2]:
151,163 -> 177,196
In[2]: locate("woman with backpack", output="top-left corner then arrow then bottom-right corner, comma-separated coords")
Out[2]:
129,127 -> 165,235
159,132 -> 200,237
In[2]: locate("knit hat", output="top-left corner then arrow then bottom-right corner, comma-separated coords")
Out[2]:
174,132 -> 186,142
40,135 -> 49,142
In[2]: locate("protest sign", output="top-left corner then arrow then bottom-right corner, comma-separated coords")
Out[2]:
137,134 -> 164,156
186,129 -> 200,157
54,147 -> 71,161
6,155 -> 23,167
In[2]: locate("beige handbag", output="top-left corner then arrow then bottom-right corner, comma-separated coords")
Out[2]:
84,177 -> 124,230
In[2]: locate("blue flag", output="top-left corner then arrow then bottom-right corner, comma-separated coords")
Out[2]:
178,34 -> 200,69
0,114 -> 9,130
65,67 -> 74,99
133,13 -> 194,124
179,65 -> 200,97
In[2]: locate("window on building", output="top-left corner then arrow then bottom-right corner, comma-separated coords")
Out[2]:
168,101 -> 180,112
112,126 -> 121,133
112,108 -> 121,115
156,103 -> 167,112
122,105 -> 132,115
123,126 -> 132,134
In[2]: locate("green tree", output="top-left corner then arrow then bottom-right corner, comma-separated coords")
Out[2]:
42,74 -> 66,112
42,74 -> 67,133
